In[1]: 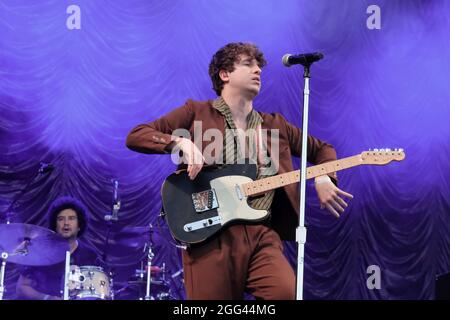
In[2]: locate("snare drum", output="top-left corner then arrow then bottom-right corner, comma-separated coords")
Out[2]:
68,265 -> 111,300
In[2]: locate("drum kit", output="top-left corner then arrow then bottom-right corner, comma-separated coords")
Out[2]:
0,222 -> 176,300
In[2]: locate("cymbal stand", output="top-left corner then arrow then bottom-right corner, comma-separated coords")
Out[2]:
0,252 -> 8,300
144,244 -> 154,300
109,269 -> 115,300
63,251 -> 70,300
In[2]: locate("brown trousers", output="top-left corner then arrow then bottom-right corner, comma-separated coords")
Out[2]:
182,224 -> 296,300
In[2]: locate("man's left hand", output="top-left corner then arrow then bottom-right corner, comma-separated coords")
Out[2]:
314,175 -> 354,218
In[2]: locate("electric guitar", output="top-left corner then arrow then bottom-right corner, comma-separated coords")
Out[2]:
161,149 -> 405,244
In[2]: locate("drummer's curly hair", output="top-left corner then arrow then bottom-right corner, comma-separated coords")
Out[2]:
47,196 -> 89,237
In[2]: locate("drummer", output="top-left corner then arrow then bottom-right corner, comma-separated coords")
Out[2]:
16,196 -> 98,300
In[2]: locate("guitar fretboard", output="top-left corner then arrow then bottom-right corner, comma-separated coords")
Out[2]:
242,155 -> 363,197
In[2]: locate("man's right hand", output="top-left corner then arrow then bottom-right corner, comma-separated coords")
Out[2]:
173,137 -> 205,180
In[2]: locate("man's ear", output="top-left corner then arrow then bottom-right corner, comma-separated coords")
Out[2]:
219,69 -> 229,83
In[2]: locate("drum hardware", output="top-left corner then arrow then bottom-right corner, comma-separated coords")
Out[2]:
144,239 -> 154,300
155,292 -> 171,300
111,224 -> 174,300
114,270 -> 173,301
63,251 -> 70,300
109,269 -> 115,300
0,252 -> 8,300
169,268 -> 184,299
160,263 -> 166,281
99,179 -> 122,300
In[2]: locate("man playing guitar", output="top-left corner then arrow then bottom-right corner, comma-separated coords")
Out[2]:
126,42 -> 353,300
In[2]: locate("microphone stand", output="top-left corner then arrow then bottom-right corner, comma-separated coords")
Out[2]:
296,63 -> 312,300
102,180 -> 120,299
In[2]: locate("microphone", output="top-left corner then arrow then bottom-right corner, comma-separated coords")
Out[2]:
105,179 -> 121,222
38,162 -> 54,174
282,52 -> 324,67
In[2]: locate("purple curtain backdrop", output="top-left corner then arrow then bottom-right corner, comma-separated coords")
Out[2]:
1,0 -> 450,299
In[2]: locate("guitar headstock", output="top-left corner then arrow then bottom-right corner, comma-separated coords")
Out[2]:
361,148 -> 405,165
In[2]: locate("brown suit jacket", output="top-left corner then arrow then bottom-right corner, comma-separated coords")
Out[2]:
126,99 -> 338,240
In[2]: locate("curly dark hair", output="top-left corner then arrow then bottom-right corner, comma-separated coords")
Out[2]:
47,196 -> 89,237
208,42 -> 267,96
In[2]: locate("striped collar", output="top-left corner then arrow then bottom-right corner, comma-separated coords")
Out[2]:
212,96 -> 263,129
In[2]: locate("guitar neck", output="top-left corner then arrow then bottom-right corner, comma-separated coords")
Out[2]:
242,154 -> 363,197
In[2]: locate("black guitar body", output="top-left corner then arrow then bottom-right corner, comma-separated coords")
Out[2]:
161,163 -> 257,244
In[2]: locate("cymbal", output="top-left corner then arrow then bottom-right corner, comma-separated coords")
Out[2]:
0,223 -> 70,266
111,225 -> 165,248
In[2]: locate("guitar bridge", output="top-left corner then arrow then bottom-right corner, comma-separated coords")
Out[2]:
184,216 -> 222,232
191,189 -> 219,213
